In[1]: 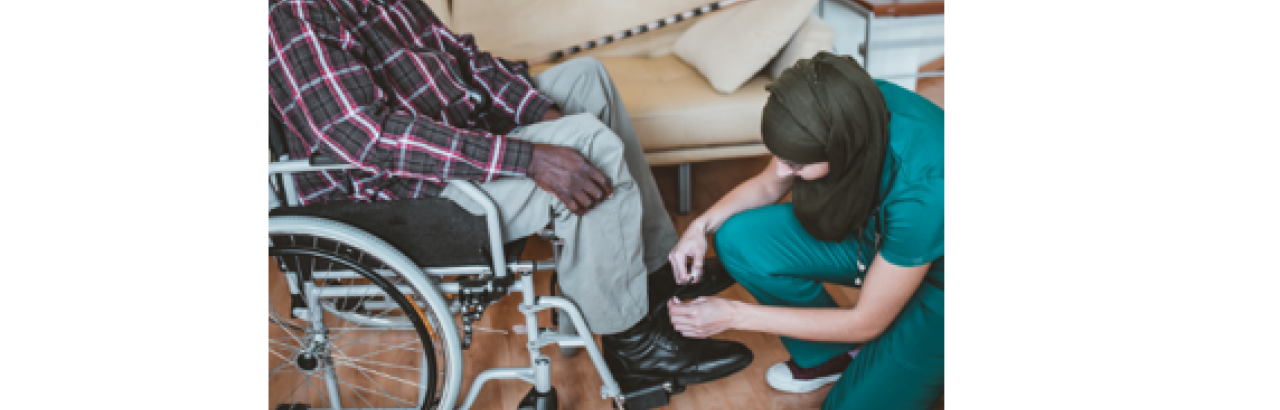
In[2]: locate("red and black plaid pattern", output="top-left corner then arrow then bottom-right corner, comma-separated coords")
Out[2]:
269,0 -> 553,204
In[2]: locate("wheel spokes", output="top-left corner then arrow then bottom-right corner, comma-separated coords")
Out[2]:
271,235 -> 440,409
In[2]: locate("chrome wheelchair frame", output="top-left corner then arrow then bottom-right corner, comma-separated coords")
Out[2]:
269,158 -> 629,410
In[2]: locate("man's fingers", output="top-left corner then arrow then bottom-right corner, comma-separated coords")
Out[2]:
565,188 -> 591,215
569,196 -> 583,215
561,191 -> 583,215
553,192 -> 573,213
583,174 -> 610,204
584,164 -> 612,199
573,191 -> 594,212
580,178 -> 604,203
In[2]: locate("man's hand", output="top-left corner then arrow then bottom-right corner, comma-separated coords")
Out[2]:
528,143 -> 612,216
542,107 -> 564,122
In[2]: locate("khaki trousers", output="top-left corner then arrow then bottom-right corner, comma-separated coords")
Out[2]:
441,57 -> 677,334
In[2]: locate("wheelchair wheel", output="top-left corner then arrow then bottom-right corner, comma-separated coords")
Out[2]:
270,216 -> 463,410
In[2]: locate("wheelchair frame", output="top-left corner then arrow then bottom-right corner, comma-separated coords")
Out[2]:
269,159 -> 628,410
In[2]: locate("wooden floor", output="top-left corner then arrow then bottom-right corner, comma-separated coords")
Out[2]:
269,73 -> 942,410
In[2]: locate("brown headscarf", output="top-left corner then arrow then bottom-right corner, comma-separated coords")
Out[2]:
762,52 -> 895,247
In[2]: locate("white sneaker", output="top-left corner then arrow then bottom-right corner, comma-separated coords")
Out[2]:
765,352 -> 854,393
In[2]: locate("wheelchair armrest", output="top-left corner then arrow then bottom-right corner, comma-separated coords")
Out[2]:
268,158 -> 358,175
309,152 -> 344,166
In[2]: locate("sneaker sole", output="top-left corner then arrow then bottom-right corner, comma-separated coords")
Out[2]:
765,362 -> 843,393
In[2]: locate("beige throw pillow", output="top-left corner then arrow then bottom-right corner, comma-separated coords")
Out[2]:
672,0 -> 818,94
767,13 -> 835,79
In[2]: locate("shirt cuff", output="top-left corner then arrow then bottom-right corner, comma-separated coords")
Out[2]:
500,135 -> 535,179
517,92 -> 554,126
879,247 -> 943,269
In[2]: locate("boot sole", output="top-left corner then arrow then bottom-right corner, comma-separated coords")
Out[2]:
615,353 -> 754,387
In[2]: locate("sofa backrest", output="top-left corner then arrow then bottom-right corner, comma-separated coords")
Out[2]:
450,0 -> 711,61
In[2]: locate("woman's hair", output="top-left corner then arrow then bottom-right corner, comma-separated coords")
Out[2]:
762,51 -> 896,253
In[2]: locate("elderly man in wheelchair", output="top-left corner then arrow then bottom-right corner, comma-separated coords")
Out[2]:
268,1 -> 751,409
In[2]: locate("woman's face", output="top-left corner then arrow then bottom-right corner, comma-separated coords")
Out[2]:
774,156 -> 830,180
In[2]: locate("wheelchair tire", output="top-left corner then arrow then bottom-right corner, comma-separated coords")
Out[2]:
270,216 -> 464,410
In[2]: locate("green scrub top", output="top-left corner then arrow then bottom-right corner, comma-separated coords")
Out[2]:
874,80 -> 945,281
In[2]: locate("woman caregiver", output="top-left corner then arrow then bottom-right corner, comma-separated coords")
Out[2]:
666,52 -> 943,409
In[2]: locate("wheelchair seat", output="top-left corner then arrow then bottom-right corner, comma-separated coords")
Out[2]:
270,105 -> 526,269
270,197 -> 527,268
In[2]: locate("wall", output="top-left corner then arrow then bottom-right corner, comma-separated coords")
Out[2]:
816,0 -> 944,92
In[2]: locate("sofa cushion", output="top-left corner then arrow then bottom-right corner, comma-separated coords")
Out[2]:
451,0 -> 711,61
672,0 -> 818,94
532,55 -> 770,153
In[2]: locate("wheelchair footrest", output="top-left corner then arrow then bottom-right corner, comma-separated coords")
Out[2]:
518,386 -> 558,410
613,380 -> 685,410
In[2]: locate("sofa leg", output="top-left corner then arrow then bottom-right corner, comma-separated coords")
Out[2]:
678,163 -> 692,215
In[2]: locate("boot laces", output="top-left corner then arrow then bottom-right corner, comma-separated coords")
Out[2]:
638,280 -> 712,385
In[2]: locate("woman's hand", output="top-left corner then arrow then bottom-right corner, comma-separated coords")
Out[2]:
668,296 -> 744,339
668,223 -> 710,284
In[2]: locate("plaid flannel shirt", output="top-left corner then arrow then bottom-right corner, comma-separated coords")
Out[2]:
269,0 -> 553,205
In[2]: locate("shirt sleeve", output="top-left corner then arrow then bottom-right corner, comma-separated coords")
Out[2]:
413,3 -> 553,130
269,2 -> 532,186
879,180 -> 944,267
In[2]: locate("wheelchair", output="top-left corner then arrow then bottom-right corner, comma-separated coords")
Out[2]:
268,113 -> 683,410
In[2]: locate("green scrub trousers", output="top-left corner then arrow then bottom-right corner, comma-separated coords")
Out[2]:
716,205 -> 943,410
716,80 -> 944,409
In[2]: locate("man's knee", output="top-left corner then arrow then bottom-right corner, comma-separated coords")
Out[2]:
540,56 -> 607,87
538,57 -> 616,114
555,113 -> 624,153
558,56 -> 607,78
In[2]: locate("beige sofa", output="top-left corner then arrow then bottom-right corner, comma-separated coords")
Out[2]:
424,0 -> 834,212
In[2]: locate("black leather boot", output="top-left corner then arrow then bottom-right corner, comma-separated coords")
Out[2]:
602,290 -> 753,387
647,258 -> 738,307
